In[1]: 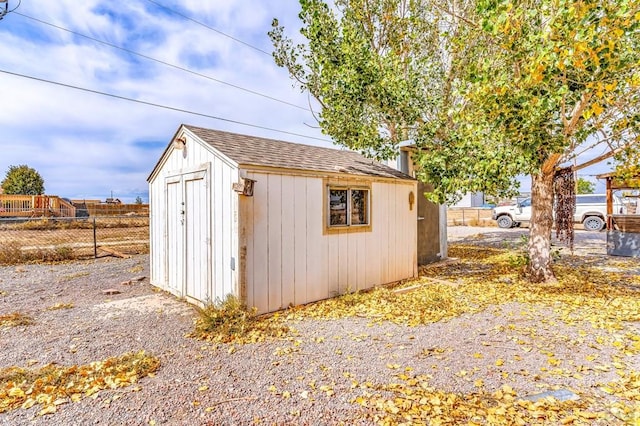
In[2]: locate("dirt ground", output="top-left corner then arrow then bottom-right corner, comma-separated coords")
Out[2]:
1,227 -> 639,425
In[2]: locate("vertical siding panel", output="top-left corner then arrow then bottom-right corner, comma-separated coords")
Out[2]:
347,233 -> 357,292
293,177 -> 308,305
280,176 -> 295,308
395,183 -> 404,281
391,184 -> 400,281
222,165 -> 232,296
251,173 -> 269,313
367,183 -> 381,287
327,234 -> 339,298
378,184 -> 390,283
356,232 -> 367,290
213,158 -> 224,301
230,175 -> 239,300
390,184 -> 399,281
337,232 -> 349,294
268,174 -> 283,312
243,175 -> 255,309
305,179 -> 325,302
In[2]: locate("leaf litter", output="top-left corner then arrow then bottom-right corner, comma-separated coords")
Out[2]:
2,243 -> 639,424
191,243 -> 640,424
0,351 -> 159,416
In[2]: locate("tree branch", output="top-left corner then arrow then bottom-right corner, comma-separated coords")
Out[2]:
569,142 -> 634,172
564,92 -> 592,137
431,1 -> 478,27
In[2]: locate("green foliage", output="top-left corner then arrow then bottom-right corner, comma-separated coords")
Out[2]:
270,0 -> 445,161
1,165 -> 45,195
275,0 -> 640,280
576,177 -> 595,194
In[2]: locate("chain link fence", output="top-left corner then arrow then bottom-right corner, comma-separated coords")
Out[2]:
0,216 -> 149,265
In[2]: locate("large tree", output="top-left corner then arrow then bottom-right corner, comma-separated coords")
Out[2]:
272,0 -> 640,282
431,0 -> 640,281
1,165 -> 45,195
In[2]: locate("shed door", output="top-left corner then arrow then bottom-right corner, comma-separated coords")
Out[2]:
165,168 -> 211,302
166,176 -> 183,296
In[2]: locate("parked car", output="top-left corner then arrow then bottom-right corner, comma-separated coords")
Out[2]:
491,194 -> 622,231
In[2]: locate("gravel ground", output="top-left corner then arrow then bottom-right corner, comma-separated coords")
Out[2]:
1,229 -> 639,425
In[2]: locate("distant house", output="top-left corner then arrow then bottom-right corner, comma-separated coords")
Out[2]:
450,192 -> 487,208
147,124 -> 430,313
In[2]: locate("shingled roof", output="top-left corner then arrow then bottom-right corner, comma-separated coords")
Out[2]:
183,125 -> 413,180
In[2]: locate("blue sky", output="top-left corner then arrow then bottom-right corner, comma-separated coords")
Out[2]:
0,1 -> 613,203
0,1 -> 328,202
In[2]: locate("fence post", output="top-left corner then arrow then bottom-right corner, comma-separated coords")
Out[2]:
93,217 -> 97,258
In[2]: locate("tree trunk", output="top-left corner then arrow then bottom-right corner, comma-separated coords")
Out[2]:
527,171 -> 556,282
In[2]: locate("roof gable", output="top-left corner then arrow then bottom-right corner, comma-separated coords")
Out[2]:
184,125 -> 413,180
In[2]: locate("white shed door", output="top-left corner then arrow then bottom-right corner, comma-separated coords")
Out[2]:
165,168 -> 211,302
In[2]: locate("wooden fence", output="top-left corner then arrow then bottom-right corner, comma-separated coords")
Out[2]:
0,195 -> 76,218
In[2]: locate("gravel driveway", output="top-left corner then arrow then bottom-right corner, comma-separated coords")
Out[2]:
1,228 -> 638,425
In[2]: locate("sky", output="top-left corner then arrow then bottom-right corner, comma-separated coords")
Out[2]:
0,1 -> 328,203
0,1 -> 614,203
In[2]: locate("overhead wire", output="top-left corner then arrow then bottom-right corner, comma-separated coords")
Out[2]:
14,12 -> 309,112
143,0 -> 272,56
0,69 -> 330,143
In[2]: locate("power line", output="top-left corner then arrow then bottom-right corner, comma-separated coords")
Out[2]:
143,0 -> 272,56
0,69 -> 331,143
14,12 -> 309,112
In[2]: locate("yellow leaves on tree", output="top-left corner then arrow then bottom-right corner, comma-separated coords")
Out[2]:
0,351 -> 159,415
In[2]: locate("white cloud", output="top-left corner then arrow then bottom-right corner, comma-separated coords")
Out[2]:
0,1 -> 328,202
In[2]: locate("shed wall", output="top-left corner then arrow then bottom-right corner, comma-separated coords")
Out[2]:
240,171 -> 417,313
149,138 -> 239,303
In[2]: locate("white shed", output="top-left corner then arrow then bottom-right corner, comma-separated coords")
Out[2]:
148,124 -> 418,313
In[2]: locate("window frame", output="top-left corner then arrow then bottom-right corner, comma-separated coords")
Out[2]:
324,181 -> 372,234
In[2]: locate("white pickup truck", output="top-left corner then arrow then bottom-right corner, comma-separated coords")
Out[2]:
491,194 -> 621,231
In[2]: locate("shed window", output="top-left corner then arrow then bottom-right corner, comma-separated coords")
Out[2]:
329,187 -> 369,227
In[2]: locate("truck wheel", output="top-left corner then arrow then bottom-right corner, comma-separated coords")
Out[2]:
583,216 -> 604,231
496,215 -> 514,229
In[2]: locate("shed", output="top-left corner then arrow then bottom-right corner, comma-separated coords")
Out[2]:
148,125 -> 419,313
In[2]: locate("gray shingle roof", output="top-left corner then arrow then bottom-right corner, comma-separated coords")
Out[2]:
184,125 -> 413,180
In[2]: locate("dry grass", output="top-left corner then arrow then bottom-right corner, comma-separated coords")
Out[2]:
0,242 -> 75,265
192,295 -> 290,343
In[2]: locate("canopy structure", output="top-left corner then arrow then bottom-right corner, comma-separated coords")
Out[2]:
596,172 -> 640,257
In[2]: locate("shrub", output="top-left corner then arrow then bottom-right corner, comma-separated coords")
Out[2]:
192,295 -> 288,343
